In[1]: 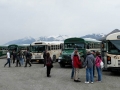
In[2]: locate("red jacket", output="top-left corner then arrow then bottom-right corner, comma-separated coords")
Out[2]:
73,55 -> 81,68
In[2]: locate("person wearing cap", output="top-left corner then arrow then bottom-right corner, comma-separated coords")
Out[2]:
4,50 -> 11,67
83,50 -> 95,84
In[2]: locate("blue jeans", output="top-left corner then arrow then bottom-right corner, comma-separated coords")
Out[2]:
86,67 -> 93,82
96,67 -> 102,81
4,58 -> 11,67
71,67 -> 74,78
20,58 -> 24,65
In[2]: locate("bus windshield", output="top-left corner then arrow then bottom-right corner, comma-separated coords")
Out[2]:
108,40 -> 120,55
64,43 -> 84,49
8,46 -> 17,51
31,45 -> 45,53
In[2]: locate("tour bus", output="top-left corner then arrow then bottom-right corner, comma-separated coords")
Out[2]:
8,44 -> 30,53
58,37 -> 101,67
101,32 -> 120,72
0,46 -> 8,56
30,41 -> 64,63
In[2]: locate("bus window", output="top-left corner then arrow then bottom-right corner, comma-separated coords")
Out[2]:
87,44 -> 90,49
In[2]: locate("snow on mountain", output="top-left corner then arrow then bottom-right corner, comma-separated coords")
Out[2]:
36,35 -> 70,41
81,33 -> 106,40
22,36 -> 34,41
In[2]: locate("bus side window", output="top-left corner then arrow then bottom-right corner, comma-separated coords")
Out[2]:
48,46 -> 50,50
87,44 -> 90,49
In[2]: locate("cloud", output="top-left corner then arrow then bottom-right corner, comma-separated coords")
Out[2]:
0,0 -> 120,44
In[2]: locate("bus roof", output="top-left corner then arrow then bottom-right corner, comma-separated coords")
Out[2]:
64,37 -> 101,43
31,41 -> 63,45
106,32 -> 120,40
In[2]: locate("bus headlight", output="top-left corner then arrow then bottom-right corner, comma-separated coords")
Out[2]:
107,56 -> 111,64
58,57 -> 62,59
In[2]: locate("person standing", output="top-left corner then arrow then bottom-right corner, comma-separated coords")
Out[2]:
43,50 -> 47,68
95,51 -> 102,82
46,52 -> 53,77
73,50 -> 81,82
4,50 -> 11,67
71,48 -> 80,79
13,50 -> 17,64
24,49 -> 32,67
20,50 -> 24,65
84,51 -> 95,84
16,51 -> 21,67
92,51 -> 96,77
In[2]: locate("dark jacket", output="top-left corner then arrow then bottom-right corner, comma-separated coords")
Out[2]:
83,54 -> 95,68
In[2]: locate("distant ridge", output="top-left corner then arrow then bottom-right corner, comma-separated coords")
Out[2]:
99,29 -> 120,41
4,29 -> 120,45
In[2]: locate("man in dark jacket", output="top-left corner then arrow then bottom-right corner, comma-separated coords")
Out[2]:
24,49 -> 32,67
83,50 -> 95,84
43,50 -> 47,68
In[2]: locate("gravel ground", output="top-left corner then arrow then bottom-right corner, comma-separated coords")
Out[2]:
0,59 -> 120,90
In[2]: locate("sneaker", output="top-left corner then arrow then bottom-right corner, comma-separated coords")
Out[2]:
91,82 -> 93,84
85,81 -> 89,84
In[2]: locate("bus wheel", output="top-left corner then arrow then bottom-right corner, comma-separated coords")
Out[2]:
60,63 -> 65,68
53,55 -> 56,63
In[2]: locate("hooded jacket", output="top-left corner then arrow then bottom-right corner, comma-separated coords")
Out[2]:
83,54 -> 95,68
73,55 -> 81,68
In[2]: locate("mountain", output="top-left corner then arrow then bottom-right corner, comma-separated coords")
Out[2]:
81,33 -> 105,40
36,35 -> 70,41
4,35 -> 70,45
99,29 -> 120,41
5,36 -> 36,45
5,29 -> 119,45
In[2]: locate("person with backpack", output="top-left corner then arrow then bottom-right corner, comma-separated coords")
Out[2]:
24,49 -> 32,67
83,50 -> 95,84
95,51 -> 102,82
46,52 -> 53,77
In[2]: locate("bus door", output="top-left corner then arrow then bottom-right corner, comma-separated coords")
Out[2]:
101,41 -> 107,69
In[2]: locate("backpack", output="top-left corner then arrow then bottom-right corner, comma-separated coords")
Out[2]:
100,61 -> 104,69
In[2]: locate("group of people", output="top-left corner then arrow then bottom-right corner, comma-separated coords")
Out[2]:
4,48 -> 102,81
4,49 -> 32,67
71,49 -> 102,83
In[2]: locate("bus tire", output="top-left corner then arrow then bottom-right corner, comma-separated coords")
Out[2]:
53,55 -> 56,63
60,63 -> 65,68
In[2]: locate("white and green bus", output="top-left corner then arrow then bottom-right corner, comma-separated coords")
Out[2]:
30,41 -> 64,63
58,37 -> 101,67
0,46 -> 8,57
101,32 -> 120,72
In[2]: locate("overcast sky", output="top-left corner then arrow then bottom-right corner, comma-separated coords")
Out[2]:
0,0 -> 120,44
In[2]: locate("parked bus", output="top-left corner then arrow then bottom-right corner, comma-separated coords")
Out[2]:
58,37 -> 101,67
0,46 -> 8,56
30,41 -> 64,63
8,44 -> 30,53
101,32 -> 120,72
